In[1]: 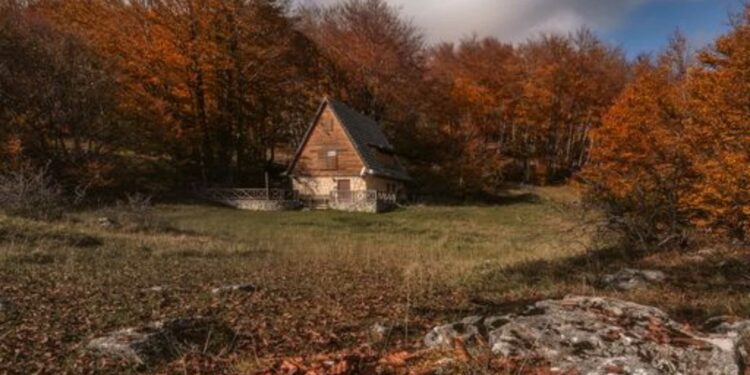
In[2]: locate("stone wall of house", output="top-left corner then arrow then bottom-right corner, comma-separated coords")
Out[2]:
329,198 -> 378,213
328,197 -> 396,213
292,176 -> 367,197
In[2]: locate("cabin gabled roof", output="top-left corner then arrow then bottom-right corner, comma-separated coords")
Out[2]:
286,98 -> 411,182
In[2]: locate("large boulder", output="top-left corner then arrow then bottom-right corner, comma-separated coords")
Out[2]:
425,296 -> 745,374
86,317 -> 235,367
704,316 -> 750,370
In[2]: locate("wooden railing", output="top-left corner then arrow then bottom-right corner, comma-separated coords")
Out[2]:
377,191 -> 397,203
197,188 -> 296,203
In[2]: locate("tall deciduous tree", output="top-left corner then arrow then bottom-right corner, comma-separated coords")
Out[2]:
427,38 -> 521,194
427,31 -> 627,195
0,7 -> 123,186
583,40 -> 692,244
298,0 -> 427,141
584,21 -> 750,242
516,30 -> 628,183
45,0 -> 328,186
687,12 -> 750,237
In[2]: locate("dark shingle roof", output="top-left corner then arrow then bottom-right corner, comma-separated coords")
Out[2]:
327,99 -> 411,181
287,98 -> 411,182
327,99 -> 411,182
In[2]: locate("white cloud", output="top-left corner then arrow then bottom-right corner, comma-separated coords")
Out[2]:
299,0 -> 652,44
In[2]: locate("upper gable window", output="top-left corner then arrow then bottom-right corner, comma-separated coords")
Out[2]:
321,117 -> 334,133
325,150 -> 338,170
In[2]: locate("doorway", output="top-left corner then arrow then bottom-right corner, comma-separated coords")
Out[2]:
337,179 -> 351,202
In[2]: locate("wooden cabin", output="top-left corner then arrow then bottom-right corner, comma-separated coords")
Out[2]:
286,98 -> 411,212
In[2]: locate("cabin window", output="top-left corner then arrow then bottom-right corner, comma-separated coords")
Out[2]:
322,118 -> 333,133
325,150 -> 338,170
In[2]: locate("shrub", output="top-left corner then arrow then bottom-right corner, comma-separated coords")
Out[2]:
583,21 -> 750,245
581,55 -> 691,247
0,164 -> 65,220
102,192 -> 170,232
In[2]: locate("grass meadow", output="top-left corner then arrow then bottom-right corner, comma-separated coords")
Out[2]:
1,186 -> 749,374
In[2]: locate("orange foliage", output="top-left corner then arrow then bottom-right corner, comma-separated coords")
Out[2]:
585,18 -> 750,241
428,31 -> 627,194
43,0 -> 328,185
4,0 -> 747,222
685,12 -> 750,236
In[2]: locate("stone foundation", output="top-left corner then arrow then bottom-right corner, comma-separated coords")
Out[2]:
292,176 -> 367,197
329,199 -> 395,213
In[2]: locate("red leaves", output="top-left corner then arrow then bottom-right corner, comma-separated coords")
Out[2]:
277,357 -> 305,374
645,317 -> 671,345
256,337 -> 580,375
379,350 -> 412,367
452,338 -> 472,363
260,351 -> 377,375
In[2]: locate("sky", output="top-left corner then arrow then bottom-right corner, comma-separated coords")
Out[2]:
302,0 -> 742,59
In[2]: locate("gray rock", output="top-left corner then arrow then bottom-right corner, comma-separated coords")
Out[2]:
141,286 -> 169,293
97,217 -> 117,228
211,283 -> 257,295
370,323 -> 390,343
698,247 -> 720,256
425,296 -> 743,374
424,316 -> 485,348
704,316 -> 750,335
704,316 -> 750,366
600,268 -> 667,291
86,317 -> 235,367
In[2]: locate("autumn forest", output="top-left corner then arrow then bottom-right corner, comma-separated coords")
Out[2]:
4,1 -> 750,373
2,0 -> 750,242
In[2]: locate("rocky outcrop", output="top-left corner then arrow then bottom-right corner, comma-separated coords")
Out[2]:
704,316 -> 750,372
86,317 -> 235,367
425,296 -> 747,374
600,268 -> 666,291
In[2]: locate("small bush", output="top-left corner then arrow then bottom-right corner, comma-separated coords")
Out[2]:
102,192 -> 170,232
0,164 -> 65,220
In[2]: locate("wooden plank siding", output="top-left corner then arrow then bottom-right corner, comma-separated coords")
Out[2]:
291,107 -> 365,177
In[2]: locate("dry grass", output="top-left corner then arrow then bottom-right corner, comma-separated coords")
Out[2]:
1,186 -> 748,374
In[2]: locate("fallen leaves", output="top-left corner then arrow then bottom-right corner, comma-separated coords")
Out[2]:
0,219 -> 454,374
452,338 -> 472,363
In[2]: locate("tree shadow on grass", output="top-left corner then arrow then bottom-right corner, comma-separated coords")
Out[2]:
413,242 -> 750,325
411,191 -> 542,208
411,246 -> 636,317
